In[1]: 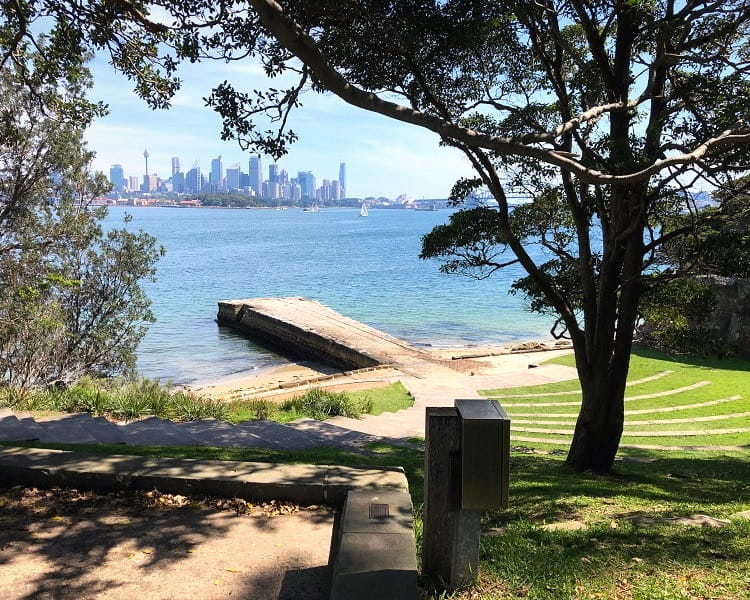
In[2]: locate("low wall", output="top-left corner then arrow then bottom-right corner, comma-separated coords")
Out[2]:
217,300 -> 381,371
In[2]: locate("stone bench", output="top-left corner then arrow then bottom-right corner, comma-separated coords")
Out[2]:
330,489 -> 417,600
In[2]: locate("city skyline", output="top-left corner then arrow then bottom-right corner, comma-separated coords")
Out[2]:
109,152 -> 349,201
84,53 -> 474,199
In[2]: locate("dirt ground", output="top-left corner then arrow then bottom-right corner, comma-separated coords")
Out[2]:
0,485 -> 335,600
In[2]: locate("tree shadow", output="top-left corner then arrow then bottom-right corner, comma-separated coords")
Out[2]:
0,484 -> 335,600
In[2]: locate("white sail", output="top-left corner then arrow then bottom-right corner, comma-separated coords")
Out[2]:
359,202 -> 368,217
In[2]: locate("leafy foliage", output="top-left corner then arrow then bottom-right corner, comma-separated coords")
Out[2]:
0,48 -> 162,387
6,1 -> 750,471
0,376 -> 228,421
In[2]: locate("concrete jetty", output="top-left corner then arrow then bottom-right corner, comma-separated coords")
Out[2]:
217,297 -> 458,377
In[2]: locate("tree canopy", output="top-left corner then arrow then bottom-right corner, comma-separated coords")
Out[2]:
0,46 -> 163,387
4,1 -> 750,470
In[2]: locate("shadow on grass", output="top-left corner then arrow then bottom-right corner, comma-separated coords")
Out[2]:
493,452 -> 750,525
470,451 -> 750,599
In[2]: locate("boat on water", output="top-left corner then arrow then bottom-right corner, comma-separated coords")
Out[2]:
303,202 -> 320,212
414,201 -> 438,211
359,202 -> 368,217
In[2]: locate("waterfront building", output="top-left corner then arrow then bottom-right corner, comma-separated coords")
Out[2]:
331,180 -> 341,201
186,162 -> 202,194
142,174 -> 158,192
226,163 -> 241,191
249,156 -> 262,197
297,171 -> 316,200
109,164 -> 126,192
339,162 -> 346,197
319,179 -> 331,202
210,155 -> 224,191
127,176 -> 139,192
172,171 -> 185,194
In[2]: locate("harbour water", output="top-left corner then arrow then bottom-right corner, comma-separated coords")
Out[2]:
103,206 -> 553,384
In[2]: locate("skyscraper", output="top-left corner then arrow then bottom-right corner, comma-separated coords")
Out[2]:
109,164 -> 125,192
210,155 -> 224,191
186,161 -> 202,194
249,156 -> 262,197
226,163 -> 241,190
339,162 -> 346,197
269,163 -> 279,183
297,171 -> 316,200
171,156 -> 181,177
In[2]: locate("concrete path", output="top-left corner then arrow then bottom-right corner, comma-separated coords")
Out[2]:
0,352 -> 577,452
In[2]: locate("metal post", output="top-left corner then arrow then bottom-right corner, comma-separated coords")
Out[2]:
422,407 -> 481,590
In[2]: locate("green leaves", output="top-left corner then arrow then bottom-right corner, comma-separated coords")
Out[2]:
0,47 -> 162,387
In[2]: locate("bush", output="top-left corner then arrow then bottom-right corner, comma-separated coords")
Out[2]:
280,388 -> 372,420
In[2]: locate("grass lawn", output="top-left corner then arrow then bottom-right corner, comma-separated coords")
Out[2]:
481,347 -> 750,449
2,348 -> 747,598
3,439 -> 748,599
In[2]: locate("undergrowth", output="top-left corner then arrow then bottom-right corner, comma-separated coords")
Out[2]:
0,377 -> 227,421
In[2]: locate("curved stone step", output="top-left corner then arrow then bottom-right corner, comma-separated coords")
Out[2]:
180,419 -> 278,449
34,413 -> 99,444
118,417 -> 206,446
0,408 -> 37,442
284,418 -> 381,449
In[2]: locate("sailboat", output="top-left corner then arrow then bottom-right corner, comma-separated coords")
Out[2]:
359,202 -> 368,217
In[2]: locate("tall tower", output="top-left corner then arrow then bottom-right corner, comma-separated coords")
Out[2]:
142,150 -> 151,192
249,155 -> 263,197
171,156 -> 180,177
210,155 -> 224,190
339,162 -> 346,197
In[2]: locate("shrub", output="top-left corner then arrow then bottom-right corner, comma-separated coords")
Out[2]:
171,392 -> 228,421
280,388 -> 372,420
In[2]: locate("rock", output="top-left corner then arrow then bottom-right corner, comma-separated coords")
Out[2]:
482,527 -> 507,537
540,520 -> 587,532
666,514 -> 730,528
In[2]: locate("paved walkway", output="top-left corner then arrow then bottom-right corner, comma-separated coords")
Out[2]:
0,352 -> 576,452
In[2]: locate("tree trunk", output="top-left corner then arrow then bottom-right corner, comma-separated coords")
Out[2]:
565,369 -> 627,472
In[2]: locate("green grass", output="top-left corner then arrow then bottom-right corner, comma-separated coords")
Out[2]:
481,347 -> 750,449
227,381 -> 412,423
347,381 -> 412,415
3,439 -> 748,599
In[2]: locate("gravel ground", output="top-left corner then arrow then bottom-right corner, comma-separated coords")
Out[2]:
0,485 -> 335,600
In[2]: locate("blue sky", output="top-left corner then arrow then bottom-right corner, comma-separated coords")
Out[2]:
85,54 -> 473,199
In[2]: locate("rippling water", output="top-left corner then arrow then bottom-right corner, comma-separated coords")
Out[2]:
103,206 -> 552,384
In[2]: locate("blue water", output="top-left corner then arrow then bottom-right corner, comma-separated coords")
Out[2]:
104,206 -> 552,384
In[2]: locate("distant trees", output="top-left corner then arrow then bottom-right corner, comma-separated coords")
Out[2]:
637,180 -> 750,355
4,1 -> 750,471
0,48 -> 163,387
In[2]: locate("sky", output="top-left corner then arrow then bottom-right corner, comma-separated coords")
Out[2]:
85,54 -> 474,199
